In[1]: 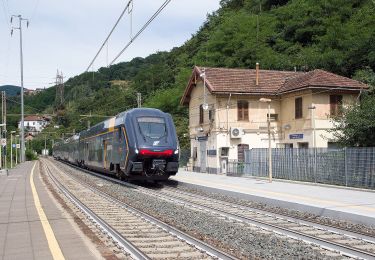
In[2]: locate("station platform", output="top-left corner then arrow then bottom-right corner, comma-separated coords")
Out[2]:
0,161 -> 104,260
171,170 -> 375,227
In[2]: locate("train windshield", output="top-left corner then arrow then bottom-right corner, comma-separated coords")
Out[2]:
137,117 -> 166,139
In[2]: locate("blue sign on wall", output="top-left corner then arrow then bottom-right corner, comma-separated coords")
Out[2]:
197,136 -> 208,141
289,134 -> 304,139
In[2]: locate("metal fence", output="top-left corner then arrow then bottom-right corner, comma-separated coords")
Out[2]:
228,148 -> 375,190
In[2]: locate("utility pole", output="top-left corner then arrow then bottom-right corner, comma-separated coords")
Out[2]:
0,91 -> 6,169
11,15 -> 29,163
259,98 -> 272,183
55,70 -> 64,109
2,92 -> 6,170
0,92 -> 3,169
137,93 -> 142,108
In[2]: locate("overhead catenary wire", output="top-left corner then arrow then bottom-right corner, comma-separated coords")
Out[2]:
85,0 -> 134,72
109,0 -> 172,66
1,0 -> 10,26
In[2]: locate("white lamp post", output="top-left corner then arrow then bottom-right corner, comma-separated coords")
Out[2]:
308,104 -> 316,148
259,98 -> 272,183
10,131 -> 16,168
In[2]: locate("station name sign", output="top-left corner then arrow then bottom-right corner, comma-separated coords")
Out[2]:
289,134 -> 304,139
197,136 -> 208,141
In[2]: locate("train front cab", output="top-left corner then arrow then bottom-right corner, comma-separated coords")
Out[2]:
125,111 -> 179,180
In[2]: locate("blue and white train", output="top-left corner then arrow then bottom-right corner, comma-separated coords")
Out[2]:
53,108 -> 179,181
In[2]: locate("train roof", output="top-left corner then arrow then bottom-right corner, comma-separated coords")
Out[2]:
80,108 -> 167,138
117,107 -> 167,118
53,134 -> 80,147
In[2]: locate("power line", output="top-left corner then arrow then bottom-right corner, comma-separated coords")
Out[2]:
85,0 -> 134,72
5,97 -> 43,113
109,0 -> 172,66
30,0 -> 40,21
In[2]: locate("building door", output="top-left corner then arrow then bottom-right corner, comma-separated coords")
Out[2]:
237,144 -> 249,162
200,141 -> 207,172
298,142 -> 309,149
220,158 -> 228,174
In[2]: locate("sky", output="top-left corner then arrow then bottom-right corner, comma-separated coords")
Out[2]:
0,0 -> 221,89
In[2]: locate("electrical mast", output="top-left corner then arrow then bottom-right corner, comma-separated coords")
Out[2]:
55,70 -> 65,110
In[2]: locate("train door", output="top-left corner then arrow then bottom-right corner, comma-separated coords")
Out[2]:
84,142 -> 88,162
120,127 -> 128,170
103,140 -> 108,169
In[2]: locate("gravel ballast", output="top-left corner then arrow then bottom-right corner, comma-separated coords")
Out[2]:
165,180 -> 375,237
49,160 -> 352,259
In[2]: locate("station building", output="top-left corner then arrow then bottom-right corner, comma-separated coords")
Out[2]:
180,65 -> 368,174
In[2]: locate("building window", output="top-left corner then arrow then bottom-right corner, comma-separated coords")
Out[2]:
220,147 -> 229,157
295,97 -> 303,119
268,113 -> 278,121
208,109 -> 214,122
237,144 -> 249,162
237,101 -> 248,121
298,142 -> 309,148
192,147 -> 198,160
199,105 -> 204,124
330,95 -> 343,116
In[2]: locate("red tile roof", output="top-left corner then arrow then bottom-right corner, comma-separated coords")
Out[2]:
24,115 -> 45,121
280,69 -> 368,93
181,66 -> 369,105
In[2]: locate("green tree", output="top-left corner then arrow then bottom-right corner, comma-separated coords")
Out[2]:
330,95 -> 375,147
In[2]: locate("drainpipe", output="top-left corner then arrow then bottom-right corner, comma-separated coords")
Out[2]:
226,93 -> 232,133
225,93 -> 232,175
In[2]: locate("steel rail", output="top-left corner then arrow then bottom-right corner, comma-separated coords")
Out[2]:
54,159 -> 375,259
43,162 -> 151,260
160,186 -> 375,243
46,159 -> 236,260
149,189 -> 375,260
57,159 -> 375,240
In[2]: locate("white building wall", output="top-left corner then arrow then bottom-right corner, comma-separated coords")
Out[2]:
18,120 -> 47,133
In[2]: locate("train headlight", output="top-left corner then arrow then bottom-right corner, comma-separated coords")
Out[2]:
135,149 -> 139,154
174,148 -> 179,154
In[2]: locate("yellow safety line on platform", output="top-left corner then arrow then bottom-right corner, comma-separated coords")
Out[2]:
30,162 -> 66,260
174,176 -> 375,213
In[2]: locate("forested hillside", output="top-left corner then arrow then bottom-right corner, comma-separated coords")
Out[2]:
7,0 -> 375,151
0,85 -> 21,96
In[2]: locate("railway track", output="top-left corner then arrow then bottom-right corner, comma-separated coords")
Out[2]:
41,159 -> 236,260
52,158 -> 375,259
155,186 -> 375,259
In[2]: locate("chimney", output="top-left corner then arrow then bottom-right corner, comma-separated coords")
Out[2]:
256,62 -> 259,86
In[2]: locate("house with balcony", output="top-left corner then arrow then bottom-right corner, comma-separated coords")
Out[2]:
180,65 -> 368,174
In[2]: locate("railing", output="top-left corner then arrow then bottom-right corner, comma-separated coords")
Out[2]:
229,148 -> 375,190
227,160 -> 248,176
